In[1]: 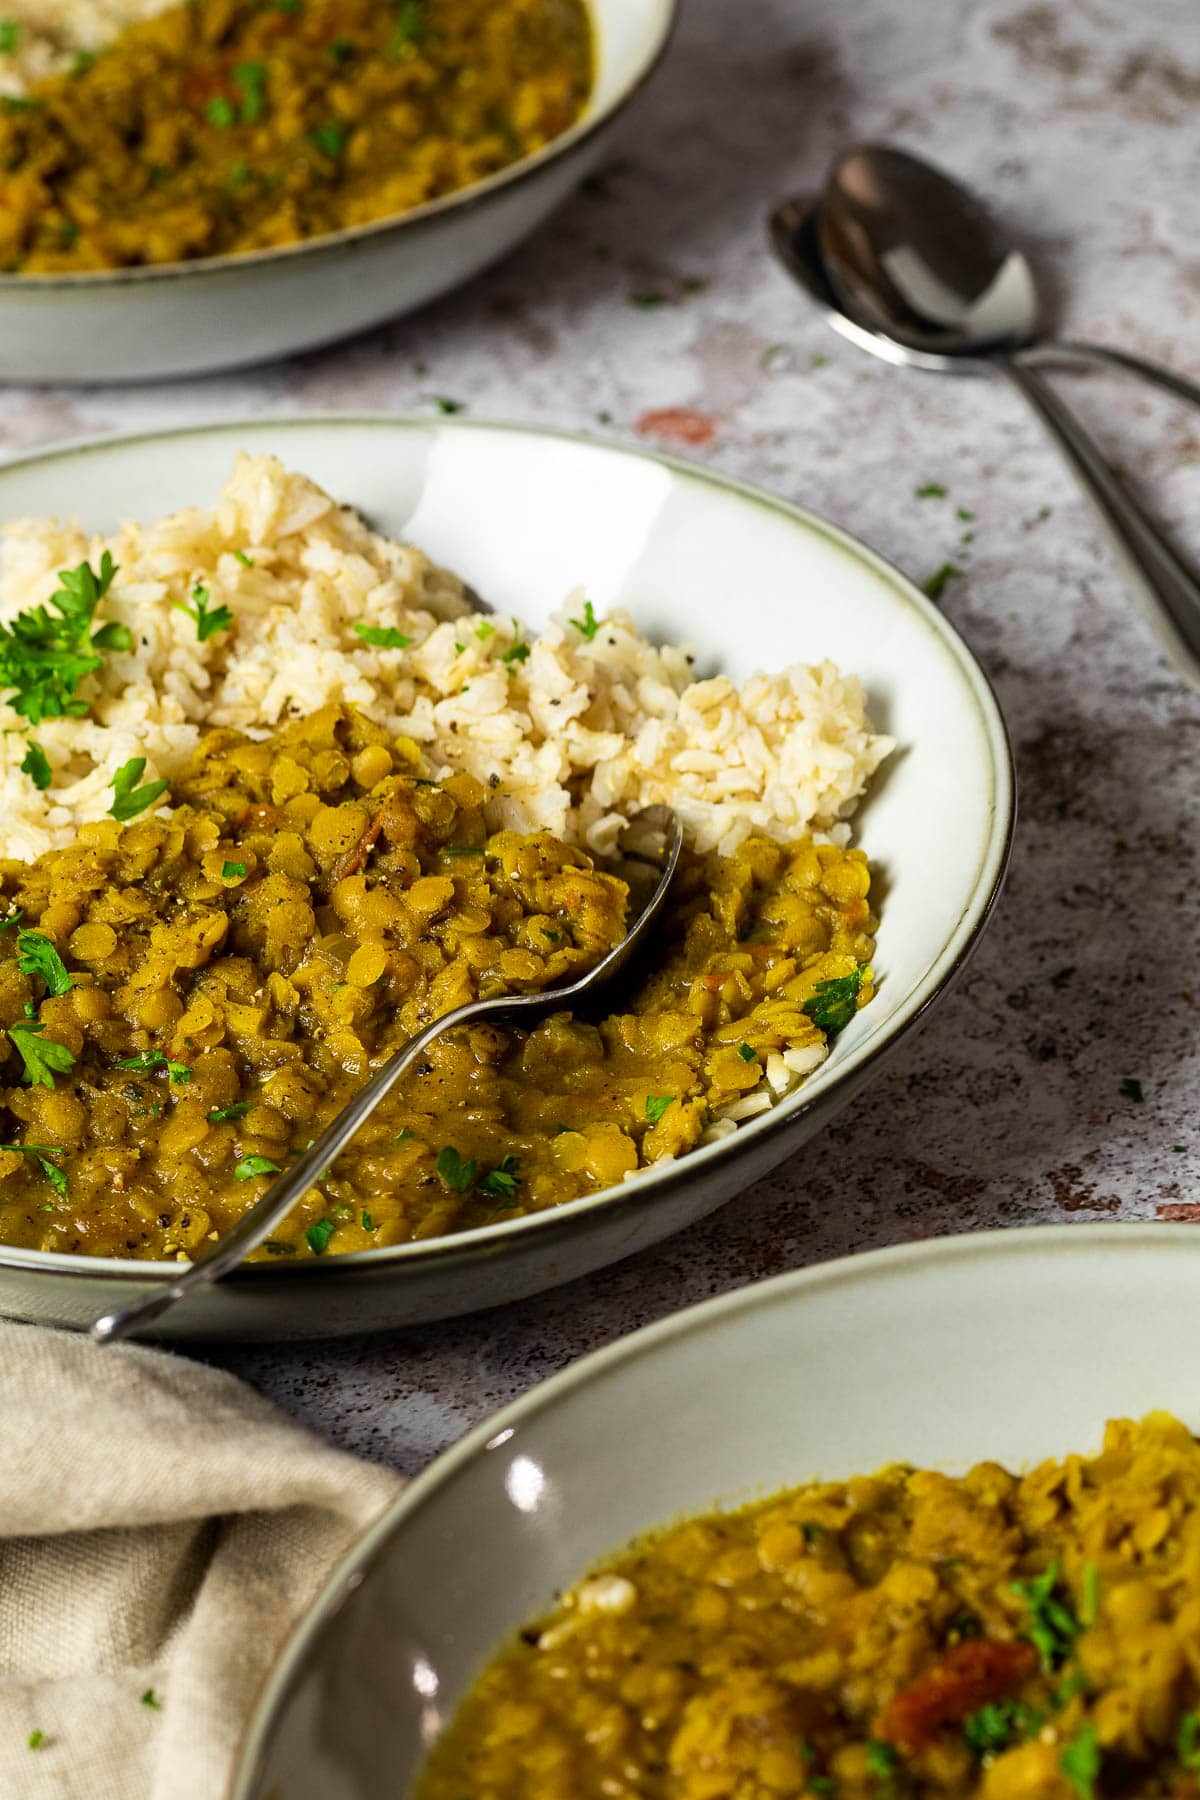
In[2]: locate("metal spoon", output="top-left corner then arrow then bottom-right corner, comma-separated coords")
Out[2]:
92,806 -> 683,1345
769,152 -> 1200,689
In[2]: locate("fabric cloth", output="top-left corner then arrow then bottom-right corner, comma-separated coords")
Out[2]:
0,1320 -> 402,1800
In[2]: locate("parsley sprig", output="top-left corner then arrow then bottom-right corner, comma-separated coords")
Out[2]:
8,1017 -> 75,1087
802,966 -> 869,1035
1011,1561 -> 1081,1671
17,929 -> 72,997
569,599 -> 599,640
0,1141 -> 66,1197
0,553 -> 129,724
109,758 -> 170,822
114,1050 -> 191,1083
175,582 -> 233,643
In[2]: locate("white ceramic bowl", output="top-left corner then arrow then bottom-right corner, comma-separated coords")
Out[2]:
0,0 -> 676,383
0,415 -> 1012,1339
231,1223 -> 1200,1799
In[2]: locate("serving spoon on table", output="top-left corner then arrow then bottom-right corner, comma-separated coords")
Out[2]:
769,143 -> 1200,690
91,806 -> 683,1346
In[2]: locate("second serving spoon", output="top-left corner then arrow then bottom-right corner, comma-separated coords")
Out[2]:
769,145 -> 1200,689
92,805 -> 683,1346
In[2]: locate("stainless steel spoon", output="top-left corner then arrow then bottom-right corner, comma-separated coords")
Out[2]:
769,149 -> 1200,689
92,806 -> 683,1345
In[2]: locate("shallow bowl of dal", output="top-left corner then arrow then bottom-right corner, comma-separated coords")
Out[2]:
233,1225 -> 1200,1799
0,414 -> 1012,1339
0,0 -> 677,382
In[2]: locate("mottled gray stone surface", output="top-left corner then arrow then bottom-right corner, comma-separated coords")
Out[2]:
4,0 -> 1199,1474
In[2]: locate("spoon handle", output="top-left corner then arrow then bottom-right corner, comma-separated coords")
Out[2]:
89,994 -> 493,1345
1019,340 -> 1200,412
1002,360 -> 1200,689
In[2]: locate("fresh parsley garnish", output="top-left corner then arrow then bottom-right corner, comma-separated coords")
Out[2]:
353,623 -> 412,649
207,1100 -> 253,1122
865,1739 -> 900,1779
474,619 -> 495,640
19,741 -> 51,790
233,549 -> 255,568
235,1155 -> 281,1180
17,930 -> 72,997
423,394 -> 464,414
737,1042 -> 757,1062
204,96 -> 235,128
1011,1561 -> 1081,1671
922,561 -> 962,600
0,907 -> 20,931
27,1729 -> 45,1750
1060,1724 -> 1100,1799
7,1018 -> 75,1087
113,1050 -> 191,1083
569,599 -> 599,640
502,640 -> 530,667
176,582 -> 233,643
478,1155 -> 520,1200
361,1208 -> 375,1230
139,1688 -> 163,1711
109,758 -> 170,822
0,20 -> 18,53
221,861 -> 246,880
802,967 -> 867,1035
308,122 -> 347,157
963,1699 -> 1040,1758
0,552 -> 128,725
305,1217 -> 336,1254
0,1142 -> 66,1198
233,59 -> 267,123
1179,1711 -> 1200,1775
436,1145 -> 477,1191
915,481 -> 947,498
645,1094 -> 674,1124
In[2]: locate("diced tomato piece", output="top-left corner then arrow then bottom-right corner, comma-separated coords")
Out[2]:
877,1640 -> 1037,1750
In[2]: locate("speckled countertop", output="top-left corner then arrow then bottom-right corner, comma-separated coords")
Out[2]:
5,0 -> 1199,1472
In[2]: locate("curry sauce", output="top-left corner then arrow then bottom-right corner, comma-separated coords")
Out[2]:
0,0 -> 592,272
0,703 -> 876,1261
418,1414 -> 1200,1800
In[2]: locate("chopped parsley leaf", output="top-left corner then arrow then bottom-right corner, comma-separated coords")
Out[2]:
956,505 -> 975,521
801,1522 -> 825,1545
27,1729 -> 45,1750
305,1217 -> 336,1255
1060,1724 -> 1100,1799
0,908 -> 21,930
8,1018 -> 75,1087
865,1739 -> 900,1778
436,1145 -> 477,1192
0,21 -> 18,53
109,758 -> 169,822
17,929 -> 73,997
114,1050 -> 191,1083
0,1142 -> 66,1198
474,619 -> 495,640
423,394 -> 464,414
391,0 -> 426,52
353,623 -> 412,649
915,482 -> 947,498
478,1154 -> 520,1200
20,741 -> 51,790
361,1208 -> 375,1230
1179,1710 -> 1200,1774
1011,1561 -> 1081,1671
922,561 -> 962,600
308,122 -> 348,158
233,59 -> 267,124
0,552 -> 124,725
176,582 -> 233,643
645,1094 -> 674,1125
233,549 -> 255,567
802,967 -> 867,1035
963,1699 -> 1040,1757
569,599 -> 599,640
737,1042 -> 757,1062
1119,1076 -> 1144,1101
204,96 -> 235,128
207,1101 -> 253,1122
395,1127 -> 414,1142
235,1155 -> 281,1180
140,1688 -> 163,1711
221,861 -> 247,880
502,640 -> 531,667
759,343 -> 787,368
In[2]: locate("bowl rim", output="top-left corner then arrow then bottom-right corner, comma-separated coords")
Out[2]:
228,1220 -> 1196,1800
0,0 -> 679,293
0,410 -> 1015,1289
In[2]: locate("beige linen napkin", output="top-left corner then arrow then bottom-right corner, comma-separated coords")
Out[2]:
0,1320 -> 402,1800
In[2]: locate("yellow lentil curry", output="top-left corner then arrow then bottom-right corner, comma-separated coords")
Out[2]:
0,0 -> 592,273
0,703 -> 875,1261
418,1414 -> 1200,1800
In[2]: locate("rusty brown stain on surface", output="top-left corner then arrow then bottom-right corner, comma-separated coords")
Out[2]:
1051,1165 -> 1120,1213
635,406 -> 716,446
1158,1204 -> 1200,1223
